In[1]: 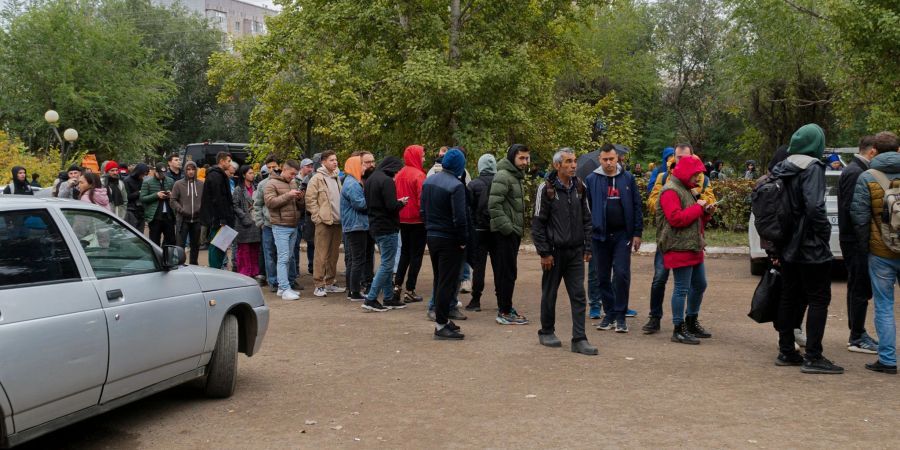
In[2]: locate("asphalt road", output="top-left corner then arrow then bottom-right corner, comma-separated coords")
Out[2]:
21,253 -> 900,449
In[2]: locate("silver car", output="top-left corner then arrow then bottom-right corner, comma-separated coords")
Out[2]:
0,197 -> 269,448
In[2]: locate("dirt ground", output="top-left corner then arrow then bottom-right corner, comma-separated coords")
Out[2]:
23,253 -> 900,449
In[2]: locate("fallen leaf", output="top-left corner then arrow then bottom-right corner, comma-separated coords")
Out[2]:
625,357 -> 635,361
525,394 -> 537,398
354,438 -> 361,441
305,420 -> 317,425
331,425 -> 343,430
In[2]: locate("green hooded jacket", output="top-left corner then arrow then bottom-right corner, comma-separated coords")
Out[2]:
787,124 -> 825,158
489,158 -> 525,236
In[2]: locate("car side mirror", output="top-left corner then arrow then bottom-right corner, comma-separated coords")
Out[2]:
162,245 -> 186,270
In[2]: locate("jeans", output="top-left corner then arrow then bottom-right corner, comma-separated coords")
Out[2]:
367,233 -> 400,302
395,223 -> 426,291
841,241 -> 873,339
869,255 -> 900,367
587,257 -> 602,312
592,232 -> 632,323
261,226 -> 278,286
178,220 -> 201,265
670,263 -> 707,326
648,249 -> 669,319
777,262 -> 831,359
345,230 -> 369,293
272,225 -> 298,292
428,237 -> 465,325
540,247 -> 588,341
462,263 -> 471,281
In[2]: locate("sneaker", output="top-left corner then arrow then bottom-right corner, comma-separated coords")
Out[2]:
325,284 -> 346,293
434,325 -> 465,340
448,308 -> 468,320
642,317 -> 661,334
775,351 -> 804,366
383,298 -> 407,309
281,290 -> 300,301
671,323 -> 700,345
496,312 -> 528,325
446,320 -> 461,332
848,334 -> 879,355
403,290 -> 424,303
460,279 -> 472,293
571,339 -> 598,356
277,288 -> 300,297
313,287 -> 327,297
589,306 -> 602,320
464,301 -> 481,312
615,321 -> 629,333
538,333 -> 562,348
626,309 -> 638,318
865,360 -> 897,374
595,315 -> 614,331
801,357 -> 844,374
793,328 -> 807,347
362,300 -> 388,312
426,309 -> 436,322
347,292 -> 366,302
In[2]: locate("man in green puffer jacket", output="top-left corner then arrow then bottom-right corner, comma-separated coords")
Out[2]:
141,162 -> 177,247
489,143 -> 530,325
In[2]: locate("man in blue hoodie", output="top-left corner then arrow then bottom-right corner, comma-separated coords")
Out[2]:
422,148 -> 469,340
647,147 -> 675,195
585,144 -> 643,333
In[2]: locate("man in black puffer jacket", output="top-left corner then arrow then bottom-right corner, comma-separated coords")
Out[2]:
124,163 -> 149,230
465,153 -> 497,312
199,152 -> 236,270
363,156 -> 408,310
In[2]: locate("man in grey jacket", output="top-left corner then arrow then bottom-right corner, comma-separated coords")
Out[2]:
171,161 -> 204,265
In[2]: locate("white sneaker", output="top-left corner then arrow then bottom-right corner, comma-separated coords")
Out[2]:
314,287 -> 327,297
325,284 -> 346,293
793,328 -> 807,347
460,279 -> 472,293
282,290 -> 300,301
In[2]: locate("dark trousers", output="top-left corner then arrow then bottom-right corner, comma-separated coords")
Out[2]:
178,220 -> 202,265
539,247 -> 587,341
428,236 -> 464,325
470,229 -> 494,303
395,223 -> 426,290
777,261 -> 832,359
592,231 -> 632,323
149,216 -> 176,247
492,232 -> 521,314
648,249 -> 669,318
840,241 -> 872,339
346,230 -> 369,293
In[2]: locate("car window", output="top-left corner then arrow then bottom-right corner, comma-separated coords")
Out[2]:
62,209 -> 159,279
0,209 -> 80,288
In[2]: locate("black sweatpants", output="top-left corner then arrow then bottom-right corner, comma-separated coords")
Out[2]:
149,217 -> 176,247
492,232 -> 521,315
395,223 -> 426,291
179,220 -> 202,265
346,230 -> 369,293
428,236 -> 464,325
840,241 -> 872,339
470,229 -> 494,304
539,247 -> 587,342
777,261 -> 832,359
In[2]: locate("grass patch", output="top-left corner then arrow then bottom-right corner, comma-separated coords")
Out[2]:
640,227 -> 748,247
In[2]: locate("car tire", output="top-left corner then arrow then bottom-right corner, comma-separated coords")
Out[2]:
750,257 -> 769,276
204,314 -> 239,398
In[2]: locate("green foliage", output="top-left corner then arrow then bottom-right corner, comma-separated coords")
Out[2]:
709,179 -> 755,231
0,131 -> 76,187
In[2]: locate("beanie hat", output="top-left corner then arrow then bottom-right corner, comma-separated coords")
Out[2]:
442,149 -> 466,178
103,161 -> 119,173
787,124 -> 826,158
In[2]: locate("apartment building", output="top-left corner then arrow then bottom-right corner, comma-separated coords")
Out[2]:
153,0 -> 277,38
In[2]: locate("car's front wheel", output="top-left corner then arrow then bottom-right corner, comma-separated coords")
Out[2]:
204,314 -> 238,398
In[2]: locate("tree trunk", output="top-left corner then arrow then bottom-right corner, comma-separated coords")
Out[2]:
448,0 -> 462,138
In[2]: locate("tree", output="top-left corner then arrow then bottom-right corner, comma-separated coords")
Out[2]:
0,0 -> 175,161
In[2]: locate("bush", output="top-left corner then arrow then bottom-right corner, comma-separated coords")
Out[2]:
0,132 -> 76,190
708,179 -> 754,231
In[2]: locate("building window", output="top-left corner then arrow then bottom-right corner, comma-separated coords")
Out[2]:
252,20 -> 265,34
235,21 -> 241,33
205,9 -> 227,33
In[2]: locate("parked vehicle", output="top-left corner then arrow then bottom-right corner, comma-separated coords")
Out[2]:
0,197 -> 268,448
181,142 -> 249,168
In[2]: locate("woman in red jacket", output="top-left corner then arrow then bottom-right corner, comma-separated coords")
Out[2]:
393,144 -> 427,303
657,155 -> 715,345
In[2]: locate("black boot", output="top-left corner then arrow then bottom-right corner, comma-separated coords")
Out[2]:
685,315 -> 711,338
642,317 -> 661,334
671,323 -> 700,345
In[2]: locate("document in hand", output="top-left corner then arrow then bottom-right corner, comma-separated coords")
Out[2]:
210,225 -> 238,251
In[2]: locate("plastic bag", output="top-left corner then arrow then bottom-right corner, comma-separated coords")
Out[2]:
748,268 -> 781,323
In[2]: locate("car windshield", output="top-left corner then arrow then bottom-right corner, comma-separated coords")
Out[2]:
825,173 -> 839,197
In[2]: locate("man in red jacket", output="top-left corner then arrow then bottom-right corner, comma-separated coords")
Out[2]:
394,145 -> 427,303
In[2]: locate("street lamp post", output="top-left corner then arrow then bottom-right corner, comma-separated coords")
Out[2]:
45,110 -> 78,169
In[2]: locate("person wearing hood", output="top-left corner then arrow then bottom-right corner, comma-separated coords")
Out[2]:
422,148 -> 469,340
744,160 -> 758,180
850,131 -> 900,374
199,152 -> 236,270
77,172 -> 111,211
393,145 -> 428,303
769,123 -> 841,374
489,143 -> 531,325
647,147 -> 675,195
657,155 -> 713,345
362,155 -> 408,311
3,166 -> 35,195
141,162 -> 177,247
101,161 -> 127,219
465,153 -> 498,312
124,163 -> 149,230
642,143 -> 717,334
56,165 -> 83,199
532,148 -> 598,355
827,154 -> 844,171
341,156 -> 370,302
172,160 -> 204,265
585,144 -> 643,332
306,150 -> 345,297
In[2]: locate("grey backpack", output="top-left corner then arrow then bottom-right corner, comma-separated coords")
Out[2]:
868,169 -> 900,253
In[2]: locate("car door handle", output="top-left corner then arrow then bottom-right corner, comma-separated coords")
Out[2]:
106,289 -> 124,302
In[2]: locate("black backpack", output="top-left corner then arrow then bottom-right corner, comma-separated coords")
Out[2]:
751,174 -> 792,243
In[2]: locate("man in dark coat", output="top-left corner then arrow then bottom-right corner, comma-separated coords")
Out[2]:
199,152 -> 236,270
3,166 -> 35,195
362,156 -> 408,311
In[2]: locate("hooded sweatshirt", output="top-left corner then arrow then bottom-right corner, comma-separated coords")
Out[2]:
365,156 -> 406,236
584,163 -> 643,241
171,161 -> 203,223
396,145 -> 426,224
80,186 -> 112,211
647,147 -> 675,194
788,124 -> 826,158
658,156 -> 710,269
340,156 -> 369,232
125,164 -> 149,217
3,166 -> 34,195
469,154 -> 497,231
306,165 -> 342,225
